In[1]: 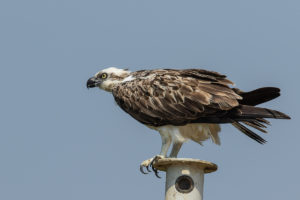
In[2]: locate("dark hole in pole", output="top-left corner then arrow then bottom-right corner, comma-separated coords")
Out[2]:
175,175 -> 194,193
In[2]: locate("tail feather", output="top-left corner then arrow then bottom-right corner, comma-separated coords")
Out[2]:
256,118 -> 271,125
245,119 -> 267,128
235,87 -> 280,106
229,105 -> 290,144
232,121 -> 267,144
265,108 -> 291,119
242,121 -> 267,133
228,87 -> 290,144
230,105 -> 291,120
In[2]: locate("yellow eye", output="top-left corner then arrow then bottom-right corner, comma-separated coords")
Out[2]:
101,73 -> 108,79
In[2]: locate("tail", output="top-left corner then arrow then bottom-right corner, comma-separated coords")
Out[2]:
230,105 -> 291,120
229,105 -> 290,144
234,87 -> 280,106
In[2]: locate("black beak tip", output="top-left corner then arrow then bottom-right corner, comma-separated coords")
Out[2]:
86,78 -> 96,89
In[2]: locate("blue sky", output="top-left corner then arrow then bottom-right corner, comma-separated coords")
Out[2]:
0,0 -> 299,199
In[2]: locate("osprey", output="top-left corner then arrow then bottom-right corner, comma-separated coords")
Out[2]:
87,67 -> 290,177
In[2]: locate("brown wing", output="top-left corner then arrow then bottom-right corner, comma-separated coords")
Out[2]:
112,69 -> 242,126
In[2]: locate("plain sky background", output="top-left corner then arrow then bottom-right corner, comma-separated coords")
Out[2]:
0,0 -> 299,199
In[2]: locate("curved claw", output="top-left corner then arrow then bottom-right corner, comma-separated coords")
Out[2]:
140,165 -> 148,174
154,170 -> 161,178
153,167 -> 161,178
149,156 -> 156,167
140,155 -> 163,178
150,156 -> 161,178
146,165 -> 152,172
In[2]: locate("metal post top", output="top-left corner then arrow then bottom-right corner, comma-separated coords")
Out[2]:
153,158 -> 217,173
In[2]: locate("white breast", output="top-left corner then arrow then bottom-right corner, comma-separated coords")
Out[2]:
148,123 -> 221,145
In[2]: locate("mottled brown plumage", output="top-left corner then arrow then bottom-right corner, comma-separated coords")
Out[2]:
110,69 -> 290,144
113,69 -> 239,124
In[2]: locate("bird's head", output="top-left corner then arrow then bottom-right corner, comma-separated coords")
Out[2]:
86,67 -> 131,92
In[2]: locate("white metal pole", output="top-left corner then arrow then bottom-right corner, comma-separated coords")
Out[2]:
154,158 -> 217,200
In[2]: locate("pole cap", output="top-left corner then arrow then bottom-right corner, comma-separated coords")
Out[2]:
153,158 -> 217,173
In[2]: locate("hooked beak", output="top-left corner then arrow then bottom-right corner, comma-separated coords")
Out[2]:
86,77 -> 101,88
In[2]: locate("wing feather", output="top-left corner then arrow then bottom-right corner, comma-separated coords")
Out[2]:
112,69 -> 242,126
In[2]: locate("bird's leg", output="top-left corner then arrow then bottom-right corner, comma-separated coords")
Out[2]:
158,131 -> 172,157
140,131 -> 171,178
169,142 -> 183,158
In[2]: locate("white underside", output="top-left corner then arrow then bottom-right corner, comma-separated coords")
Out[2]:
148,123 -> 221,145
